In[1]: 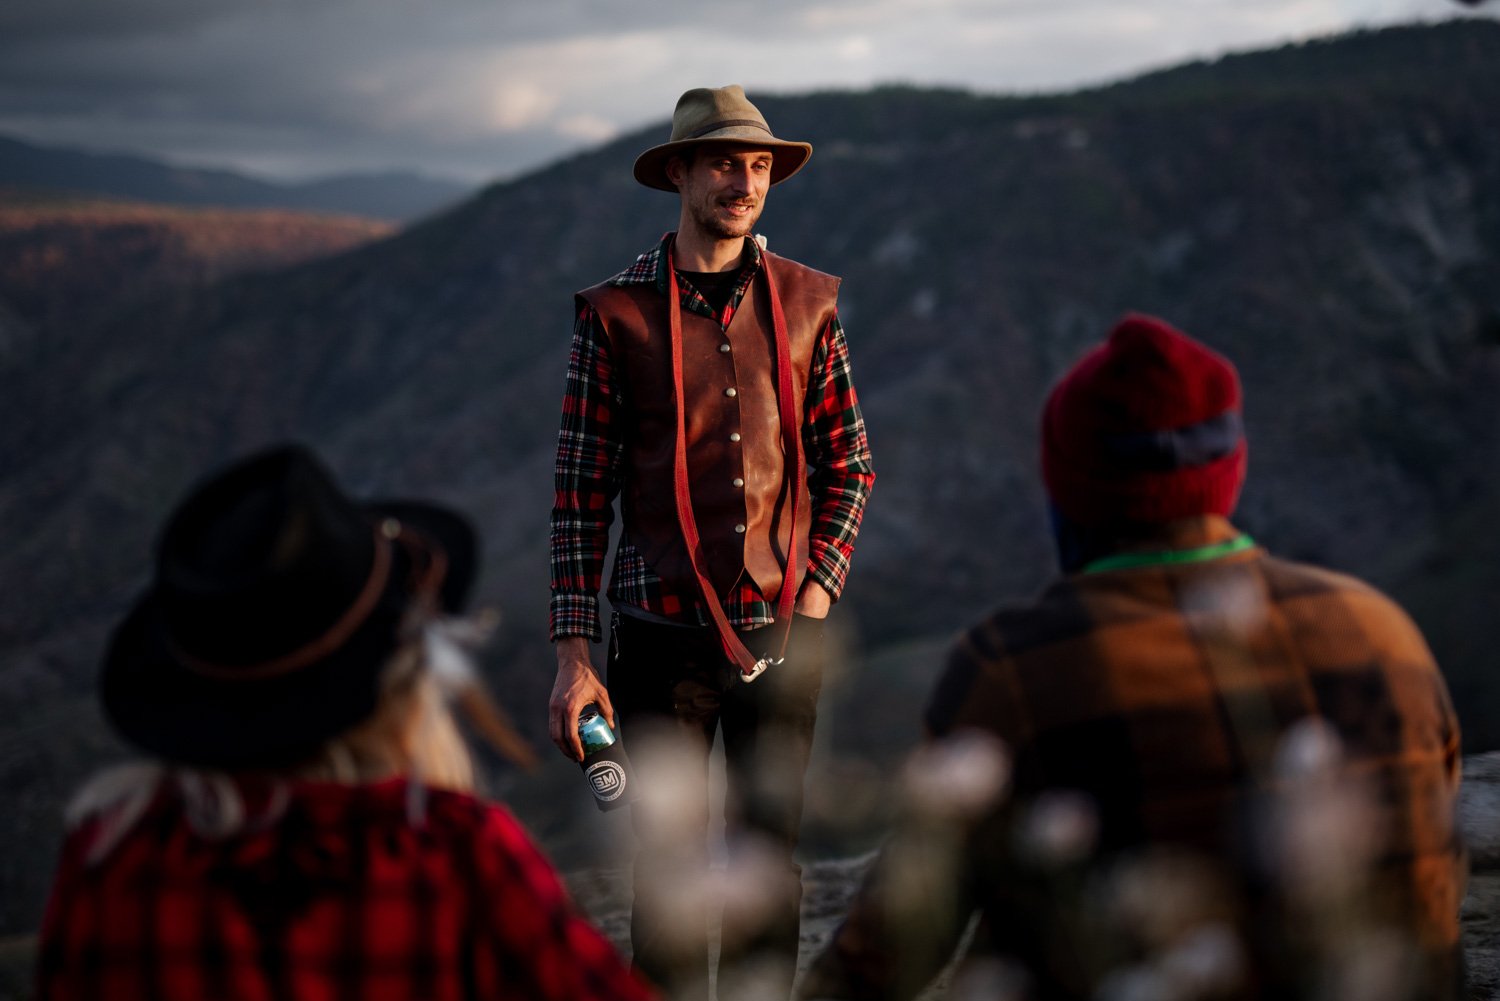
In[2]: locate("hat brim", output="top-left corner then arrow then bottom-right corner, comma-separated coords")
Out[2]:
633,130 -> 813,192
100,500 -> 477,770
367,499 -> 477,614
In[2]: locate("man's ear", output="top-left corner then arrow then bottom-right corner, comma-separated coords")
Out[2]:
664,154 -> 687,188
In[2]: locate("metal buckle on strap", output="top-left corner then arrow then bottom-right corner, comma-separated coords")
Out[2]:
740,656 -> 782,683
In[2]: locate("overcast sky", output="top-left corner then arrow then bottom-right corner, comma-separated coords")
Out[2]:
0,0 -> 1491,186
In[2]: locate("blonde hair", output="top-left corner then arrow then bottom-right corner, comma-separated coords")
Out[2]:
298,639 -> 476,791
67,614 -> 532,862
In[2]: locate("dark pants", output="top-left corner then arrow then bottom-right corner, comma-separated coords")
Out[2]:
607,611 -> 826,1001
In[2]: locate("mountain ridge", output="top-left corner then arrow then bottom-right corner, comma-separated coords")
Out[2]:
0,134 -> 473,222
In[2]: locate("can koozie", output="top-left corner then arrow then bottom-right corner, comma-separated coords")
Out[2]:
577,707 -> 632,812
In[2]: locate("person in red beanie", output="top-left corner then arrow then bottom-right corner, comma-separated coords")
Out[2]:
799,314 -> 1466,1001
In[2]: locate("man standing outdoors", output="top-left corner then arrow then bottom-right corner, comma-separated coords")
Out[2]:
801,314 -> 1464,1000
548,85 -> 874,999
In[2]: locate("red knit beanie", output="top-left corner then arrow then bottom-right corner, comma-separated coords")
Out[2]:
1041,313 -> 1247,527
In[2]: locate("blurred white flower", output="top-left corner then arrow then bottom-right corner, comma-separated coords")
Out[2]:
804,756 -> 886,831
1095,964 -> 1173,1001
901,729 -> 1011,820
718,833 -> 793,947
1275,716 -> 1345,781
1104,851 -> 1234,951
1158,923 -> 1246,997
1180,571 -> 1266,640
1269,718 -> 1381,903
627,726 -> 713,847
1094,923 -> 1246,1001
631,861 -> 711,952
1319,928 -> 1421,1001
949,957 -> 1030,1001
720,953 -> 795,1001
1019,789 -> 1099,866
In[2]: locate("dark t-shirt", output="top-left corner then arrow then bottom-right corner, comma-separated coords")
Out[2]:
677,267 -> 743,316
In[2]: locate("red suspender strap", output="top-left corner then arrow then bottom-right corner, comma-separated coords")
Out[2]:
667,239 -> 803,681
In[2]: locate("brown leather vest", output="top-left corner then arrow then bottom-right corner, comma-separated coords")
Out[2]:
578,251 -> 839,602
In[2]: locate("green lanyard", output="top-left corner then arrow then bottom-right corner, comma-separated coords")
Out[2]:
1080,534 -> 1256,575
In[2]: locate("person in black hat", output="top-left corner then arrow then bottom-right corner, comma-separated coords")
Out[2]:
36,443 -> 657,1001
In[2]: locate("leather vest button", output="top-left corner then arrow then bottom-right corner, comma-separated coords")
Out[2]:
732,477 -> 745,488
719,343 -> 731,353
729,432 -> 742,442
734,524 -> 747,534
724,387 -> 737,398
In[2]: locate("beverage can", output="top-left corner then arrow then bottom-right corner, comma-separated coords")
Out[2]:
576,705 -> 631,812
577,709 -> 617,755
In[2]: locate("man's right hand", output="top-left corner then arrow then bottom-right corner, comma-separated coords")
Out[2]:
549,636 -> 615,762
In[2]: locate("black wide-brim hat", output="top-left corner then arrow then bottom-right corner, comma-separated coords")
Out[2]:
101,443 -> 478,770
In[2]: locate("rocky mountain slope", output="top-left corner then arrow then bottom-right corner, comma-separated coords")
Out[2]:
0,192 -> 394,339
2,20 -> 1499,939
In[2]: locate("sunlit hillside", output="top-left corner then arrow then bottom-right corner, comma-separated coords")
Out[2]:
0,193 -> 394,337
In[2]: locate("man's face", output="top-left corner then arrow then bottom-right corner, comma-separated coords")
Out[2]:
671,144 -> 774,242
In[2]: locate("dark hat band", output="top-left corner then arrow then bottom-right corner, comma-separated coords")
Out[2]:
163,522 -> 447,684
1101,411 -> 1244,471
168,524 -> 394,681
685,119 -> 771,139
164,522 -> 449,682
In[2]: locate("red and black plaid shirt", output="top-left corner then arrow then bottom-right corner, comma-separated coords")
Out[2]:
804,517 -> 1465,1000
37,776 -> 657,1001
549,233 -> 874,641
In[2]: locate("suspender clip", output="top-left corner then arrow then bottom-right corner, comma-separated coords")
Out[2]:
740,656 -> 782,683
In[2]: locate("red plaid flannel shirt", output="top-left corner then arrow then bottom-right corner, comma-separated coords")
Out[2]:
803,517 -> 1466,1000
37,777 -> 657,1001
549,234 -> 874,641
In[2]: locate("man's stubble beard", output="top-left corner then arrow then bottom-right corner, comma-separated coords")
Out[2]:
689,197 -> 764,242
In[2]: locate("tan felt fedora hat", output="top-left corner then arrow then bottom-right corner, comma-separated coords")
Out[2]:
633,84 -> 813,192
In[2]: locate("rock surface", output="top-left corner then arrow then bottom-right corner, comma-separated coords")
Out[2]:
1462,753 -> 1500,1000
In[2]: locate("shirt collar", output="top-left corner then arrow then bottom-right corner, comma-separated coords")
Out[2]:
616,232 -> 765,294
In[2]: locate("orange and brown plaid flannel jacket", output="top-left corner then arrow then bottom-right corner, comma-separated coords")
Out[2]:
803,516 -> 1465,1001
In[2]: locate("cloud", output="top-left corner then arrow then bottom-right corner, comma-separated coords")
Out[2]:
0,0 -> 1488,183
0,0 -> 222,38
556,115 -> 620,144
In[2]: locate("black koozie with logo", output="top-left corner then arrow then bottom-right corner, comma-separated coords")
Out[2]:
580,738 -> 633,811
577,707 -> 633,812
